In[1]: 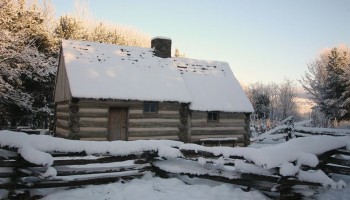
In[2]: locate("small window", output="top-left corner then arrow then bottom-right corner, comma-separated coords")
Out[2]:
144,102 -> 158,113
208,111 -> 219,121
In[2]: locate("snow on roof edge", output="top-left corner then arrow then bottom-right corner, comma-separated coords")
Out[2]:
152,36 -> 172,40
71,96 -> 191,104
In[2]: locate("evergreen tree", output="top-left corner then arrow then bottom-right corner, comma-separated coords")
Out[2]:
301,46 -> 350,123
339,64 -> 350,119
321,48 -> 348,119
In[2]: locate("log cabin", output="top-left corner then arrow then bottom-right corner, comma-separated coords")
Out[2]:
54,37 -> 254,145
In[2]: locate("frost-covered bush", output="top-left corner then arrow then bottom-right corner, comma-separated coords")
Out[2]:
0,0 -> 150,128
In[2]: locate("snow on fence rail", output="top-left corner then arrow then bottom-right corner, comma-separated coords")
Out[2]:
0,130 -> 349,199
252,124 -> 350,143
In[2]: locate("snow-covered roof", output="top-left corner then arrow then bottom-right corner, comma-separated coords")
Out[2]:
60,40 -> 253,112
174,58 -> 254,112
61,40 -> 191,103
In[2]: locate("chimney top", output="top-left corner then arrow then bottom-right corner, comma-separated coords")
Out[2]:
151,37 -> 172,58
151,36 -> 172,40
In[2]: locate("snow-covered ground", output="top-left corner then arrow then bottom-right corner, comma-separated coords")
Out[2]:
315,174 -> 350,200
32,172 -> 350,200
40,172 -> 268,200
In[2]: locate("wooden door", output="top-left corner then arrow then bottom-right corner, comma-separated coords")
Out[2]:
108,107 -> 128,141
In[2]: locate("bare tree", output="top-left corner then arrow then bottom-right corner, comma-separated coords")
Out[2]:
277,79 -> 297,119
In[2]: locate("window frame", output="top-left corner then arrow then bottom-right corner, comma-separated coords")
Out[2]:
207,111 -> 219,122
143,101 -> 158,113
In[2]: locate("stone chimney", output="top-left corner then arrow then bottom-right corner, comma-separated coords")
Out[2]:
151,37 -> 172,58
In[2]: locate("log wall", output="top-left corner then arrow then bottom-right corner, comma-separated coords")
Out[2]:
55,99 -> 250,143
190,111 -> 249,144
55,101 -> 70,138
73,99 -> 182,141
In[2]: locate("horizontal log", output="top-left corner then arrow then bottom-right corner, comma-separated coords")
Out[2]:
128,135 -> 179,141
55,127 -> 69,137
79,118 -> 108,128
129,127 -> 178,132
191,119 -> 244,123
0,149 -> 18,159
15,171 -> 146,189
192,127 -> 245,131
191,112 -> 247,120
56,104 -> 69,112
56,112 -> 69,120
130,110 -> 178,115
191,121 -> 246,127
78,100 -> 180,110
158,104 -> 180,111
56,119 -> 69,129
56,101 -> 69,106
191,135 -> 244,142
196,139 -> 238,147
77,131 -> 107,138
0,159 -> 39,167
52,155 -> 140,166
327,157 -> 350,167
79,108 -> 108,113
128,130 -> 179,137
0,172 -> 13,178
191,130 -> 245,137
323,165 -> 350,175
78,112 -> 108,118
129,109 -> 143,114
220,113 -> 247,119
80,117 -> 108,123
79,127 -> 107,133
129,121 -> 179,128
0,167 -> 13,177
334,149 -> 350,156
129,113 -> 179,119
159,111 -> 178,114
180,149 -> 243,159
51,152 -> 87,157
52,163 -> 151,176
80,137 -> 107,141
129,118 -> 179,123
191,112 -> 207,118
78,100 -> 142,108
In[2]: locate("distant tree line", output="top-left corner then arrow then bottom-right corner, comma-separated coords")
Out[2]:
0,0 -> 150,128
246,45 -> 350,131
244,79 -> 299,133
300,45 -> 350,127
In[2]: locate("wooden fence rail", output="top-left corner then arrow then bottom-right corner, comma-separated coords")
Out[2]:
0,144 -> 349,200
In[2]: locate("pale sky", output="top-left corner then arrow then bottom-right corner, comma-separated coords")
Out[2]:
51,0 -> 350,85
